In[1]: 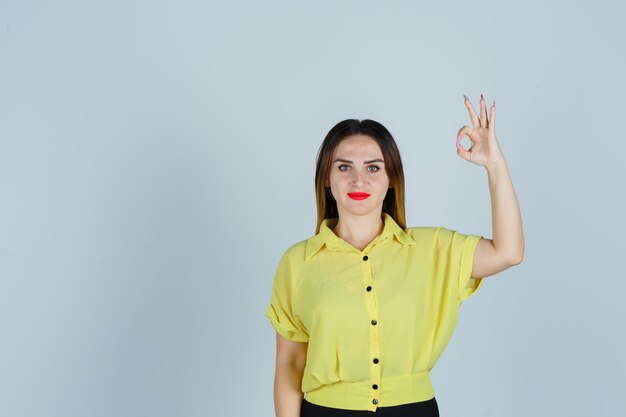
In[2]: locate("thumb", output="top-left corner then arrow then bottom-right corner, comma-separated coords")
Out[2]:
456,140 -> 472,161
456,126 -> 472,161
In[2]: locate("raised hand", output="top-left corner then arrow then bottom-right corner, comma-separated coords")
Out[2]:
456,94 -> 505,167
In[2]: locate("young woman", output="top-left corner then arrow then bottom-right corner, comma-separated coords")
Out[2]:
266,95 -> 524,416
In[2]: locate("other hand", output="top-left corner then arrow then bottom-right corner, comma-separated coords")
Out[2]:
456,94 -> 505,167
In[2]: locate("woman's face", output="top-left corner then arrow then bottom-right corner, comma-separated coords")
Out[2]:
328,134 -> 390,219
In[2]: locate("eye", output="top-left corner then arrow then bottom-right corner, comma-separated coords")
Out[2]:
367,165 -> 380,172
338,164 -> 351,171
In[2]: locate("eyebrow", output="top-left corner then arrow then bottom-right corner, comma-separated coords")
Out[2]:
333,158 -> 385,164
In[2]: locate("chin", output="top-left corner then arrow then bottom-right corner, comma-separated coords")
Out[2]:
340,205 -> 381,217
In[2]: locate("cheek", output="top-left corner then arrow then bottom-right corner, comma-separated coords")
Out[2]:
375,174 -> 390,188
329,173 -> 347,187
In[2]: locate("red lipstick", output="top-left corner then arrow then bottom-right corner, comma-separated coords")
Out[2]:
347,192 -> 371,200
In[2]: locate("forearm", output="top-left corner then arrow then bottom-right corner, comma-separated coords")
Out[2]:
485,157 -> 524,263
274,362 -> 305,417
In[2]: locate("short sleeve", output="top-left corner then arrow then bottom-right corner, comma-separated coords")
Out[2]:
451,229 -> 484,303
264,248 -> 309,342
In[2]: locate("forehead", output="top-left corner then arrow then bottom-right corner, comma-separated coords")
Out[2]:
333,134 -> 383,158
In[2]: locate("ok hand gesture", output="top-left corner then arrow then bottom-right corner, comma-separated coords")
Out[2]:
456,94 -> 505,167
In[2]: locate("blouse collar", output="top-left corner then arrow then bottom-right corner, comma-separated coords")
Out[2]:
305,212 -> 415,261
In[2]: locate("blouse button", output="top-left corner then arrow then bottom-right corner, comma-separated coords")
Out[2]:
366,286 -> 372,292
371,319 -> 377,325
362,255 -> 369,261
373,358 -> 379,364
372,384 -> 378,390
372,399 -> 378,405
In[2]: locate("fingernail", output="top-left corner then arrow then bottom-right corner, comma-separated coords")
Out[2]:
480,93 -> 484,101
493,99 -> 496,107
463,94 -> 468,101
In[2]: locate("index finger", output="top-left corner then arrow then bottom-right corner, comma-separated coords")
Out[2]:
463,95 -> 480,128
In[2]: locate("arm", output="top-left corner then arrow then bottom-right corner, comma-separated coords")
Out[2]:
457,95 -> 525,278
273,332 -> 308,417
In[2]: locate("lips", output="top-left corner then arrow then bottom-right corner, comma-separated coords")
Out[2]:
347,192 -> 371,200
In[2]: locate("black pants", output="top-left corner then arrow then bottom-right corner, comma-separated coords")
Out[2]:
300,397 -> 439,416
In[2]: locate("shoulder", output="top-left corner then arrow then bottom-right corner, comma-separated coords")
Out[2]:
405,225 -> 474,249
276,233 -> 319,268
280,239 -> 308,262
272,237 -> 316,290
404,225 -> 446,242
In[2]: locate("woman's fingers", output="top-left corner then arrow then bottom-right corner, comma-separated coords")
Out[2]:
489,100 -> 496,132
457,94 -> 495,161
479,94 -> 488,127
466,94 -> 495,130
456,125 -> 473,160
463,95 -> 480,128
456,125 -> 473,148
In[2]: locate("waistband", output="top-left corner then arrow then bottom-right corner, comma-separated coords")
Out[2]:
305,371 -> 434,412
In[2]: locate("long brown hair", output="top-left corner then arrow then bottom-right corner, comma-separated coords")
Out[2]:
314,119 -> 406,233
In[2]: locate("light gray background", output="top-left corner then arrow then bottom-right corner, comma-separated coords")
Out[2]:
1,1 -> 624,416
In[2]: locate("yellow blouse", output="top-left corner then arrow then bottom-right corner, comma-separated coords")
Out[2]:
265,213 -> 484,411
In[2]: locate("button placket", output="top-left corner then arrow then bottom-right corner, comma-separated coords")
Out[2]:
362,251 -> 381,410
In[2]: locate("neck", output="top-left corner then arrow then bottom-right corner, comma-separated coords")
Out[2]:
332,211 -> 384,251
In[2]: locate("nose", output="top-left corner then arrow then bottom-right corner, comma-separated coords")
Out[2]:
351,169 -> 366,187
